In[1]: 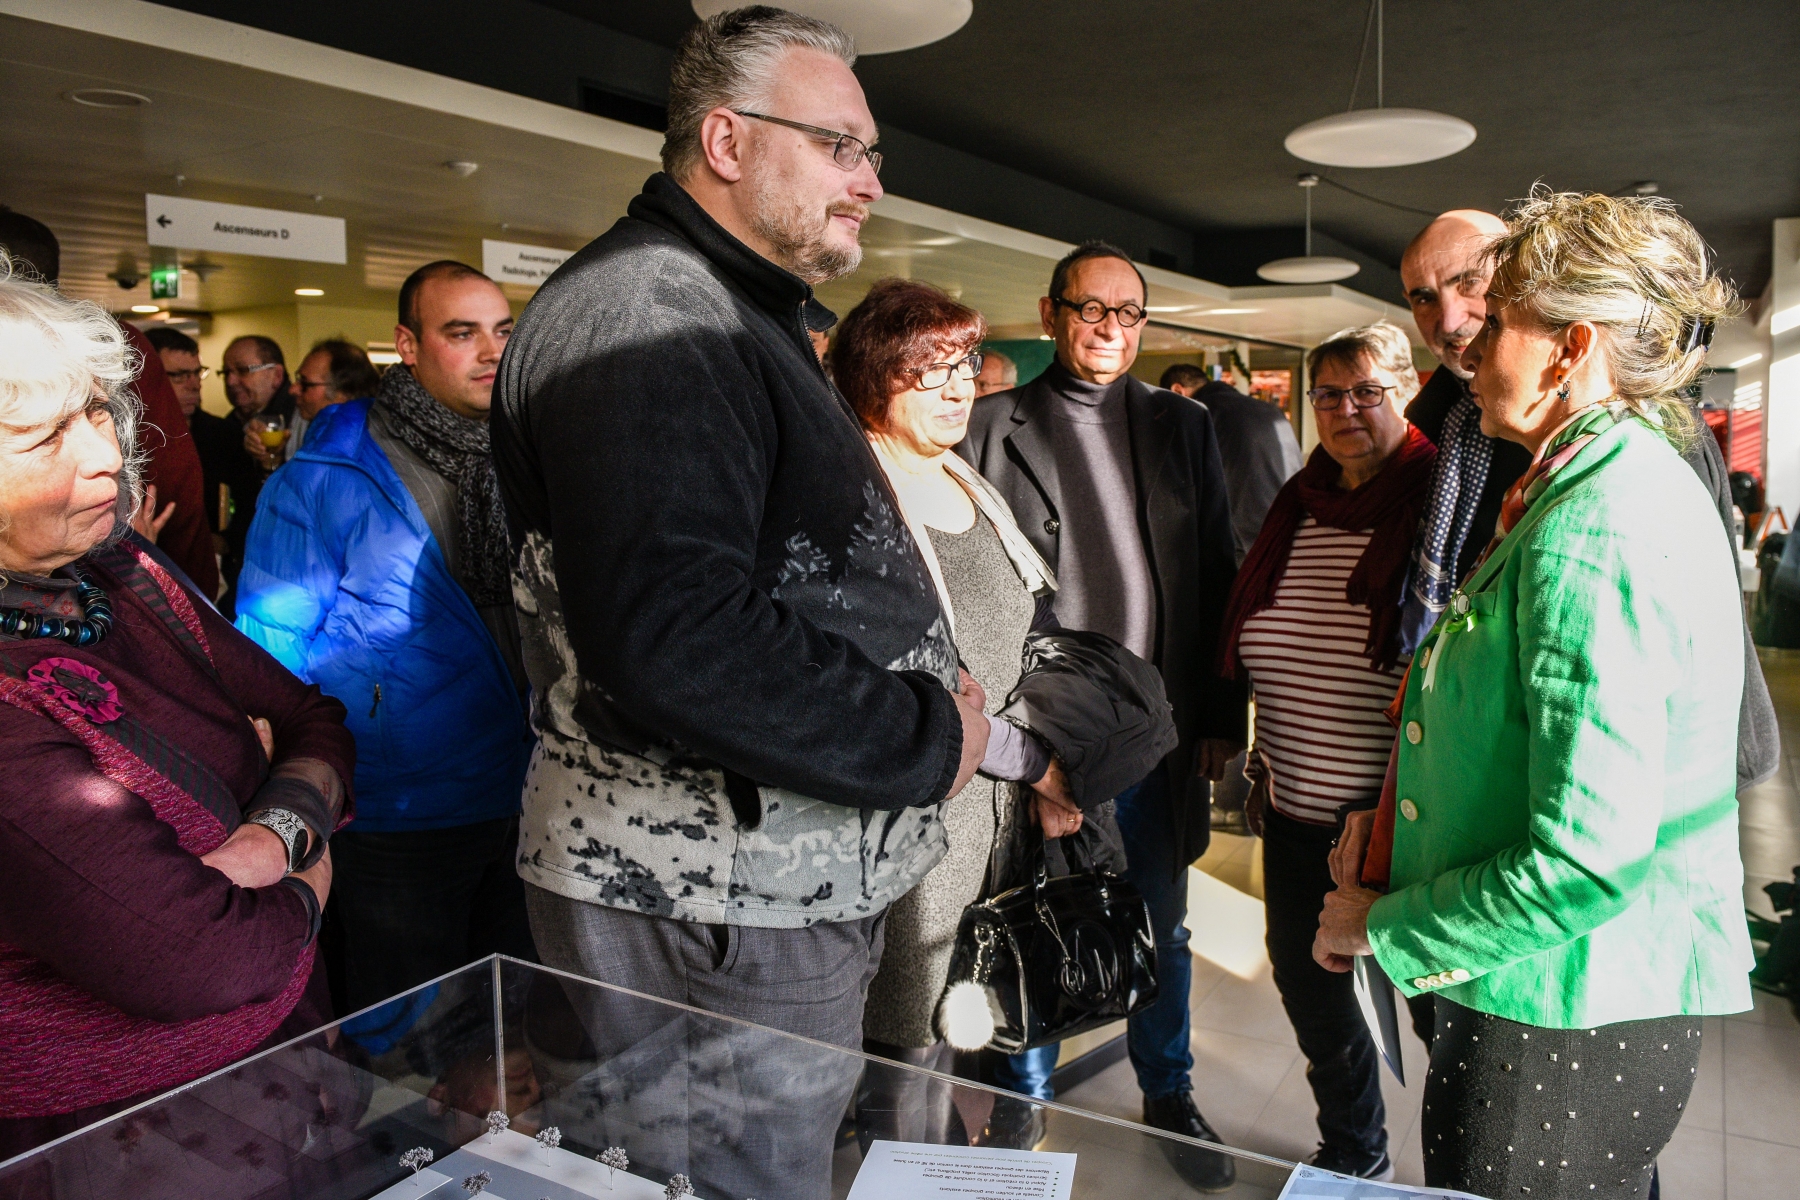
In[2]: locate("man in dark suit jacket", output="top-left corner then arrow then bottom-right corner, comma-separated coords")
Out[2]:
959,240 -> 1244,1192
1161,364 -> 1303,563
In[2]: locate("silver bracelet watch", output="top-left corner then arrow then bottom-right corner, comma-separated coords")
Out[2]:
247,808 -> 308,874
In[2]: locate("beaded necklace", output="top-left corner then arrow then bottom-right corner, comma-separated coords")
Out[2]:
0,568 -> 114,647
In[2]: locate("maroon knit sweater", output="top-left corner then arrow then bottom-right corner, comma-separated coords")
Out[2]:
0,547 -> 354,1123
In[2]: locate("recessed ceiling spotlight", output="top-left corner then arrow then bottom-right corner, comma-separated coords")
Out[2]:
1730,354 -> 1762,369
1284,0 -> 1474,168
295,288 -> 325,297
445,160 -> 480,177
1258,175 -> 1360,284
1632,181 -> 1660,196
67,88 -> 151,108
691,0 -> 970,53
130,304 -> 162,314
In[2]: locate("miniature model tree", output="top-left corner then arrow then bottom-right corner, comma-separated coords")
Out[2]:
484,1110 -> 510,1140
398,1146 -> 435,1185
664,1174 -> 694,1200
462,1170 -> 493,1195
536,1126 -> 562,1163
597,1146 -> 630,1190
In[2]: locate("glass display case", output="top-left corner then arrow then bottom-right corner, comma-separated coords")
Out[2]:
0,956 -> 1304,1199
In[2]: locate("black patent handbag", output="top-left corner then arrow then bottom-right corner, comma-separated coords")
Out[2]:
937,831 -> 1158,1054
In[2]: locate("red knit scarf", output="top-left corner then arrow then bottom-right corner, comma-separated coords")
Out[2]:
0,545 -> 312,1119
1219,424 -> 1437,678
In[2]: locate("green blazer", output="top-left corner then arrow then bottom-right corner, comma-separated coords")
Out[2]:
1367,415 -> 1753,1028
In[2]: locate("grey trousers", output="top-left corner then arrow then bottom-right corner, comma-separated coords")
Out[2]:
524,884 -> 885,1200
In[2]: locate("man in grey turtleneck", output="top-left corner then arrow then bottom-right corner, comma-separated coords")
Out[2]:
959,241 -> 1245,1192
1047,365 -> 1156,660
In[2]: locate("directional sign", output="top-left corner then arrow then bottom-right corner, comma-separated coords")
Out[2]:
145,194 -> 346,264
482,239 -> 574,289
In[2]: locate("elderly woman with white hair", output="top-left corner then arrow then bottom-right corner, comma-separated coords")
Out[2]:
0,259 -> 353,1157
1215,319 -> 1437,1181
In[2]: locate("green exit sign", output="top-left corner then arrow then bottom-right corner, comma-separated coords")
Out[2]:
150,262 -> 180,300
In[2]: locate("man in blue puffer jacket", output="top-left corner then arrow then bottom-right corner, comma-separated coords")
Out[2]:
237,261 -> 534,1011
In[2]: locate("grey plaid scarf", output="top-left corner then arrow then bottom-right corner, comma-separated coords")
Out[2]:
1400,391 -> 1492,652
375,366 -> 511,606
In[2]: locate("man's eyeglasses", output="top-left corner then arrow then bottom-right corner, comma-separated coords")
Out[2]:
734,111 -> 882,176
164,366 -> 211,383
295,375 -> 329,391
220,363 -> 281,380
1052,297 -> 1147,328
908,352 -> 984,390
1307,383 -> 1395,410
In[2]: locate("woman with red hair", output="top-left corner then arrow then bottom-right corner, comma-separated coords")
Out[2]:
836,279 -> 1077,1143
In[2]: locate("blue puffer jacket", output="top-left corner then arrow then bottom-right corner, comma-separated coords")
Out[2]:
236,399 -> 531,831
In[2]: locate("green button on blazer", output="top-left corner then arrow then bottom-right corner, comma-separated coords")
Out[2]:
1368,415 -> 1754,1029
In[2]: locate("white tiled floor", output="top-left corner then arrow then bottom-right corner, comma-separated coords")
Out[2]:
1056,648 -> 1800,1198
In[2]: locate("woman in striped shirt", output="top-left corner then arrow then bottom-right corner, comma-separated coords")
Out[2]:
1217,321 -> 1437,1181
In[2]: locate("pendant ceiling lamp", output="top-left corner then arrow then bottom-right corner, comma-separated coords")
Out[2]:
1258,175 -> 1360,284
691,0 -> 972,54
1284,0 -> 1475,168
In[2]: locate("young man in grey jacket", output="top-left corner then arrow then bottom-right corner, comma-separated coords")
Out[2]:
492,10 -> 988,1198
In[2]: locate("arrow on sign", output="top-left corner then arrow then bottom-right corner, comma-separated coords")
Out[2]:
156,214 -> 171,228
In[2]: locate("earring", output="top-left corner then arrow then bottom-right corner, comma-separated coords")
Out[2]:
1556,380 -> 1571,404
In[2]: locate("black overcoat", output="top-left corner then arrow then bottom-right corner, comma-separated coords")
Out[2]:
959,369 -> 1247,873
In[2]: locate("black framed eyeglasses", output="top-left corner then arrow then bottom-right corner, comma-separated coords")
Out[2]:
734,111 -> 882,176
1307,383 -> 1394,410
164,366 -> 211,383
907,352 -> 984,390
1052,296 -> 1147,328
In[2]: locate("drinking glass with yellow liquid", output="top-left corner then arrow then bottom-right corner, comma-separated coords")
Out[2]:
249,413 -> 290,471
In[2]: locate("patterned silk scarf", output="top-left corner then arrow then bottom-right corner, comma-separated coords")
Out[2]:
1400,392 -> 1493,653
1361,405 -> 1620,891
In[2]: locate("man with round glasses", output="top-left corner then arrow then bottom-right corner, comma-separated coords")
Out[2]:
959,239 -> 1245,1192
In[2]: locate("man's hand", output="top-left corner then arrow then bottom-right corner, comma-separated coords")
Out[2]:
1312,883 -> 1379,973
958,667 -> 987,714
242,423 -> 277,471
1330,807 -> 1378,891
949,682 -> 991,798
130,484 -> 175,544
1030,758 -> 1083,838
201,822 -> 291,889
1194,738 -> 1244,782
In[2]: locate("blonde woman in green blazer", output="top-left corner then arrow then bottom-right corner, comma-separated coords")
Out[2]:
1314,190 -> 1754,1200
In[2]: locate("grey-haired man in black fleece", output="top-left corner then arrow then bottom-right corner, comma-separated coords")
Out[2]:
491,9 -> 991,1197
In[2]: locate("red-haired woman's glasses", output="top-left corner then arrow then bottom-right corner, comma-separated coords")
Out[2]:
908,352 -> 984,390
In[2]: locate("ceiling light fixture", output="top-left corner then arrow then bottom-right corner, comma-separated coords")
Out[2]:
295,288 -> 324,297
130,304 -> 162,314
1258,175 -> 1361,284
1284,0 -> 1474,168
444,160 -> 480,177
1202,308 -> 1264,316
1730,354 -> 1762,369
690,0 -> 971,54
66,88 -> 151,108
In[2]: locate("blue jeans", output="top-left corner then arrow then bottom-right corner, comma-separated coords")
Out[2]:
992,765 -> 1195,1101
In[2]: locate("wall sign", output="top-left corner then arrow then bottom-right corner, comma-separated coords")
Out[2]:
145,194 -> 346,264
483,239 -> 574,289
